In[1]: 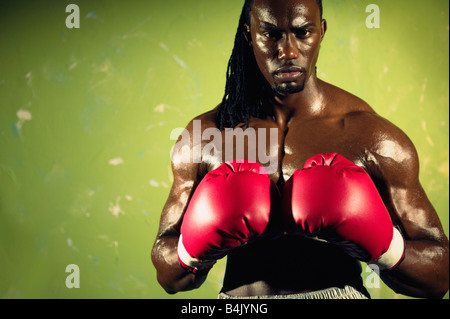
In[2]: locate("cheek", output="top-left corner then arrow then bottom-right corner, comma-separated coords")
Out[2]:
254,34 -> 272,56
300,38 -> 319,58
299,39 -> 321,73
253,39 -> 277,81
307,42 -> 321,68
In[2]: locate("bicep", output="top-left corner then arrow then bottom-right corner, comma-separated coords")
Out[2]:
156,162 -> 200,239
151,161 -> 207,292
370,133 -> 446,242
388,179 -> 444,242
151,160 -> 200,270
155,118 -> 204,238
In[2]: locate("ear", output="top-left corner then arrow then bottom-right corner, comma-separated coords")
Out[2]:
243,23 -> 252,47
320,19 -> 327,42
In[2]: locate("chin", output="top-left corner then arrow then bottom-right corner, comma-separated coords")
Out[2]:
274,82 -> 305,95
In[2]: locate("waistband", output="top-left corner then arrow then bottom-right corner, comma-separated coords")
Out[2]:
218,285 -> 369,299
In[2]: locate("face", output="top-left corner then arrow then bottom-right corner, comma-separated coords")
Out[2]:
247,0 -> 326,96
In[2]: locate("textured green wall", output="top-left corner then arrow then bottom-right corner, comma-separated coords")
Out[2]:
0,0 -> 448,299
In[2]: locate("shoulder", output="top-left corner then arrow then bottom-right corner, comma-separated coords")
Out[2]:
320,80 -> 374,114
183,108 -> 219,133
340,103 -> 420,186
172,107 -> 220,145
365,114 -> 420,187
170,107 -> 221,179
321,80 -> 420,183
323,80 -> 416,152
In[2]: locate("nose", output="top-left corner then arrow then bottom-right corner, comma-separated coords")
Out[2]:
278,34 -> 300,60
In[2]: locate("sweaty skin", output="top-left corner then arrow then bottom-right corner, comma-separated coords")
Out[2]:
151,0 -> 449,298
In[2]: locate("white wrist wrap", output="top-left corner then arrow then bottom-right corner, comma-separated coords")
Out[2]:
177,235 -> 216,272
371,227 -> 405,270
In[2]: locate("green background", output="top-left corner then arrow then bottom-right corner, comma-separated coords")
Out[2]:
0,0 -> 448,299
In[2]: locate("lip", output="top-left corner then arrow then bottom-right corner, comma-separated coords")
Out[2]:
274,66 -> 304,81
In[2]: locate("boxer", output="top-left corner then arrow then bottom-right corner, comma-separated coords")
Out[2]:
151,0 -> 449,298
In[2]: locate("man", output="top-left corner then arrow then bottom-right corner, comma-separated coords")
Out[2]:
151,0 -> 449,299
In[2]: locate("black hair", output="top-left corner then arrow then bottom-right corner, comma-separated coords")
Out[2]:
216,0 -> 323,130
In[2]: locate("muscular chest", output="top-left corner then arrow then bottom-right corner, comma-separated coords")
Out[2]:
202,115 -> 370,183
281,117 -> 367,180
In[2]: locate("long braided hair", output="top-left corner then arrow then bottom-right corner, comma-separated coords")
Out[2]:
216,0 -> 323,130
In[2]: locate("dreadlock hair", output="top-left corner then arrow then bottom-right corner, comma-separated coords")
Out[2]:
216,0 -> 270,130
216,0 -> 323,130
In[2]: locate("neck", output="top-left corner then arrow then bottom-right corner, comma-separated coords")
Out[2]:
271,73 -> 325,126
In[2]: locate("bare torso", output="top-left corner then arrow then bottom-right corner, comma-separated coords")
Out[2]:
152,79 -> 448,298
152,0 -> 449,296
192,81 -> 397,296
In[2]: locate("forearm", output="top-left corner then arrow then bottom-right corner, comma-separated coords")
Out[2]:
381,238 -> 449,298
151,235 -> 207,294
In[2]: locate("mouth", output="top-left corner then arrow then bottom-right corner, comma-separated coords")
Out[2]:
273,66 -> 304,81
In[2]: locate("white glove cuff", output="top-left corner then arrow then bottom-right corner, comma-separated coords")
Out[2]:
371,227 -> 405,271
177,234 -> 216,273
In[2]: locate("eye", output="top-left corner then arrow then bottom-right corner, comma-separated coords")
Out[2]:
263,31 -> 282,40
295,29 -> 312,39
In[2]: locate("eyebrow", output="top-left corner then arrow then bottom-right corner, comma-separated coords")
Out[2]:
258,21 -> 317,31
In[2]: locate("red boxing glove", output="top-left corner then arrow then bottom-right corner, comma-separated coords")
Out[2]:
177,160 -> 278,274
283,153 -> 405,270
